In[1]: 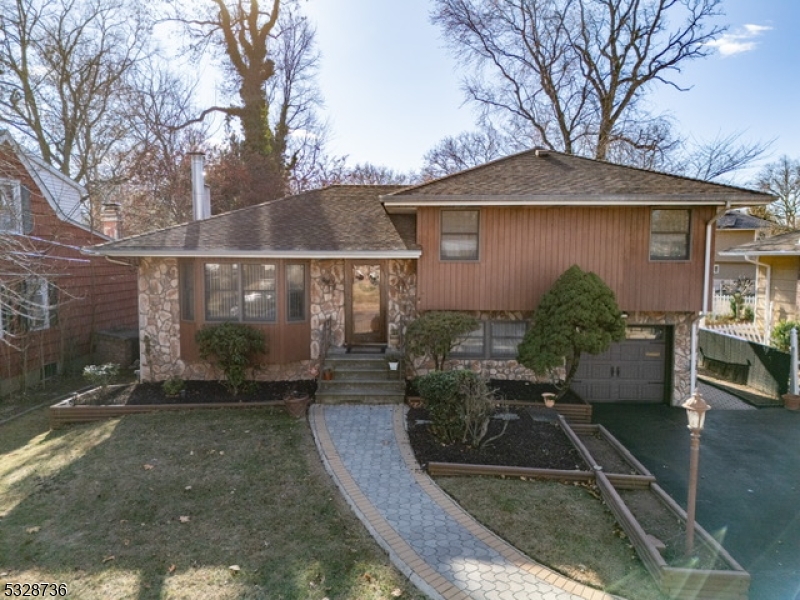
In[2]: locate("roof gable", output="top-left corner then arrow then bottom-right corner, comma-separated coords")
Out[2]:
383,149 -> 772,208
0,130 -> 90,232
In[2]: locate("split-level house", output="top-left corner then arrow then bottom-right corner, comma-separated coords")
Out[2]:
0,132 -> 138,394
86,149 -> 771,406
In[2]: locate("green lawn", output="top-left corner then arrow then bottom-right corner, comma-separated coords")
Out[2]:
0,407 -> 422,600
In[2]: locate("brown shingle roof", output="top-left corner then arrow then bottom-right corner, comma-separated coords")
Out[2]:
720,230 -> 800,256
383,149 -> 772,206
89,185 -> 419,257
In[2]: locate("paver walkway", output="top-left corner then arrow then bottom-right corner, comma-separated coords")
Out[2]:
310,404 -> 616,600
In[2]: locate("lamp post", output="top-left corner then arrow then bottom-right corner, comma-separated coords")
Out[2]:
682,390 -> 710,556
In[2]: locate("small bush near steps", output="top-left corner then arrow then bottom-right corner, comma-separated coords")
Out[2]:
196,322 -> 266,395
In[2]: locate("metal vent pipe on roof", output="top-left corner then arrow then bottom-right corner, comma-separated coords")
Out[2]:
190,152 -> 211,220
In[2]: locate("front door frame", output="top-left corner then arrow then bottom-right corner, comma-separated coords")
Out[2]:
344,260 -> 387,346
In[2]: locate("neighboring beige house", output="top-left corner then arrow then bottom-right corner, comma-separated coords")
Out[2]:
714,210 -> 772,293
721,231 -> 800,337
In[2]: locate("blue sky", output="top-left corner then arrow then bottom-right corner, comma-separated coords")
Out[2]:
296,0 -> 800,184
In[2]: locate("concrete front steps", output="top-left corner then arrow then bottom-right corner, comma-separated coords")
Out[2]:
316,352 -> 405,404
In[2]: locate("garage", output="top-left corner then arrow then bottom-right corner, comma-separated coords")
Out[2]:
571,326 -> 670,403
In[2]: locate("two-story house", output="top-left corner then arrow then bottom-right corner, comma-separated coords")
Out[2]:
86,149 -> 771,406
0,131 -> 138,395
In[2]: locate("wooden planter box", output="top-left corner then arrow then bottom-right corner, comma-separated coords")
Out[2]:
596,474 -> 750,600
49,387 -> 283,429
564,421 -> 750,600
502,398 -> 592,424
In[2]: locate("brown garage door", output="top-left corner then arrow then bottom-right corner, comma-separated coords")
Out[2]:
572,326 -> 668,404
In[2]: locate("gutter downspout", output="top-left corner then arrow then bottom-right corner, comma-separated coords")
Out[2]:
744,254 -> 771,344
692,202 -> 731,396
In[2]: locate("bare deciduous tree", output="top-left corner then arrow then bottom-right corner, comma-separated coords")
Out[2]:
432,0 -> 725,161
0,0 -> 154,184
421,128 -> 507,179
755,156 -> 800,229
174,0 -> 325,203
109,69 -> 207,234
675,132 -> 770,183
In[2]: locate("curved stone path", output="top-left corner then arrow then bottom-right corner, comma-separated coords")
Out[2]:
310,404 -> 618,600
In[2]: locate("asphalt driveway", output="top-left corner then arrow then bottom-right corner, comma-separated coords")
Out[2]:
593,401 -> 800,600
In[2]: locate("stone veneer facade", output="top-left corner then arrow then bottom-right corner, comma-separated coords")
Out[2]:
138,257 -> 417,382
412,310 -> 695,407
137,256 -> 692,405
309,259 -> 417,359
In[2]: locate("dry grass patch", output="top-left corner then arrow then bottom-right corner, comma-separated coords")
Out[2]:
437,476 -> 670,600
0,408 -> 422,600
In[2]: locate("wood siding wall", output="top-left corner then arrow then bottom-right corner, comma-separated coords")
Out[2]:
179,259 -> 311,365
0,144 -> 138,387
763,257 -> 799,324
416,206 -> 714,313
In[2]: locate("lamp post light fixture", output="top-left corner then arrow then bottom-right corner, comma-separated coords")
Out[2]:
682,390 -> 710,556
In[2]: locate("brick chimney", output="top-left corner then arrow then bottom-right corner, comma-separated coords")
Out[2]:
101,203 -> 122,239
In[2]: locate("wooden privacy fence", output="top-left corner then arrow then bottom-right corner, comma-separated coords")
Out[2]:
698,329 -> 789,399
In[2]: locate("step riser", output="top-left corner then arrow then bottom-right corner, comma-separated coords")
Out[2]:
318,381 -> 405,394
325,360 -> 388,370
330,370 -> 400,381
316,393 -> 404,405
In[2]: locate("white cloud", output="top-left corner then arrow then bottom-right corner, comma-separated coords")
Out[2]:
708,23 -> 773,57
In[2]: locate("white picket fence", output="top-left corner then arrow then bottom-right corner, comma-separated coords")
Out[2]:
711,293 -> 756,319
702,322 -> 765,344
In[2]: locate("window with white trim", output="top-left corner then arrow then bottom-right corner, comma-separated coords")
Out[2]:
0,277 -> 56,336
0,179 -> 21,233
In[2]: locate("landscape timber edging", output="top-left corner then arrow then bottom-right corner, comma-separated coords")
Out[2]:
49,388 -> 285,428
424,415 -> 750,600
427,462 -> 594,481
500,399 -> 592,424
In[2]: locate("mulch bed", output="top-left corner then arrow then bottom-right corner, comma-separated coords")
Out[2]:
488,379 -> 586,404
407,378 -> 586,405
406,406 -> 588,471
126,380 -> 317,405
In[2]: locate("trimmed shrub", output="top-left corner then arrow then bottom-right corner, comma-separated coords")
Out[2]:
518,264 -> 625,400
196,322 -> 267,395
416,370 -> 500,448
405,311 -> 479,370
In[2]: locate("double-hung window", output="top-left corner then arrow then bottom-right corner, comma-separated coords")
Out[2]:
440,209 -> 479,260
204,263 -> 276,322
650,209 -> 691,260
0,278 -> 55,336
0,180 -> 22,233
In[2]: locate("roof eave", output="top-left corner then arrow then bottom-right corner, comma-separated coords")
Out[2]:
380,194 -> 772,209
83,248 -> 422,259
719,250 -> 800,257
